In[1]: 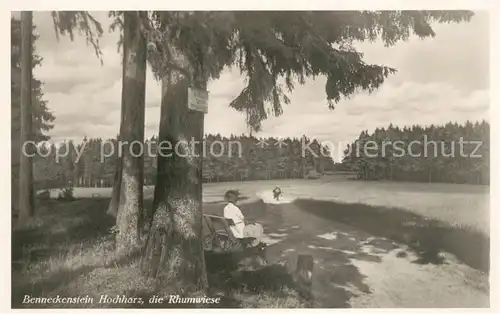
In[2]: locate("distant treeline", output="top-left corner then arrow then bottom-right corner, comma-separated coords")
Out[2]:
32,134 -> 335,189
341,120 -> 490,185
31,120 -> 490,189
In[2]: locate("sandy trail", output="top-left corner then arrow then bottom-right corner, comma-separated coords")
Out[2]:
256,192 -> 489,308
348,249 -> 488,308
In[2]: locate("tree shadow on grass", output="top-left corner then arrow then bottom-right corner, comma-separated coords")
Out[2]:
205,246 -> 311,308
122,246 -> 308,309
294,199 -> 489,273
12,198 -> 306,309
12,198 -> 139,308
11,264 -> 98,308
107,257 -> 301,309
12,199 -> 116,266
12,247 -> 144,308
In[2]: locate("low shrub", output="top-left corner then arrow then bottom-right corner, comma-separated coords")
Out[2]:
57,188 -> 75,202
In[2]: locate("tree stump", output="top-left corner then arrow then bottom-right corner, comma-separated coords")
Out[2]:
295,254 -> 314,303
204,236 -> 267,274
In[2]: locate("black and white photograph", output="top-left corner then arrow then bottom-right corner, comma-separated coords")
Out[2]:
7,6 -> 494,309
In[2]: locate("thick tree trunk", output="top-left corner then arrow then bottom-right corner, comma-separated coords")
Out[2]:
141,55 -> 208,292
18,11 -> 34,222
114,11 -> 147,252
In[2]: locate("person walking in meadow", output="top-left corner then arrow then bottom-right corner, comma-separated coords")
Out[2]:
223,190 -> 264,246
273,186 -> 282,201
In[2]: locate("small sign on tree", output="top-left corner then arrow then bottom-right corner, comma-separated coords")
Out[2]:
188,87 -> 209,113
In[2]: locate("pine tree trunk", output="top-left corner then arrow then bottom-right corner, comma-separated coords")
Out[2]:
11,164 -> 19,220
114,11 -> 147,252
107,157 -> 122,217
19,11 -> 34,222
107,24 -> 128,219
141,51 -> 208,292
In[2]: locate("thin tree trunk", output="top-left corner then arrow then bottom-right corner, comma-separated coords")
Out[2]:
141,48 -> 208,292
107,157 -> 122,217
19,11 -> 34,222
107,29 -> 128,219
11,134 -> 21,217
114,11 -> 147,252
11,164 -> 20,220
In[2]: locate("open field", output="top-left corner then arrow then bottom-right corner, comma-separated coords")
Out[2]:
44,176 -> 489,234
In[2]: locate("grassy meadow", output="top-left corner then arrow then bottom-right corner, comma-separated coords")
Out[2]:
14,176 -> 490,308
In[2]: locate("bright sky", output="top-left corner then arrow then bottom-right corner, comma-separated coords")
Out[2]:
24,11 -> 489,160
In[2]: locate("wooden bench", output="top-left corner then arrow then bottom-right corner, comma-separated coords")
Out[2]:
203,214 -> 238,242
203,214 -> 267,247
203,214 -> 268,271
203,214 -> 267,264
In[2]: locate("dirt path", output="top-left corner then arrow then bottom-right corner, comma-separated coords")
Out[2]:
256,199 -> 489,308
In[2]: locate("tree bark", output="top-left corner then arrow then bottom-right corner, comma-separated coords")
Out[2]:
114,11 -> 147,252
107,156 -> 122,217
141,51 -> 208,292
107,18 -> 129,219
18,11 -> 34,222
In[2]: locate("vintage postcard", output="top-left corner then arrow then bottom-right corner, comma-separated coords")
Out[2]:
8,6 -> 493,310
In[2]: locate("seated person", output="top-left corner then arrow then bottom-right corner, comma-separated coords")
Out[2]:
223,190 -> 264,247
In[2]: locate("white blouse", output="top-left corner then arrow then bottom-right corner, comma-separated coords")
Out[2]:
223,202 -> 245,238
